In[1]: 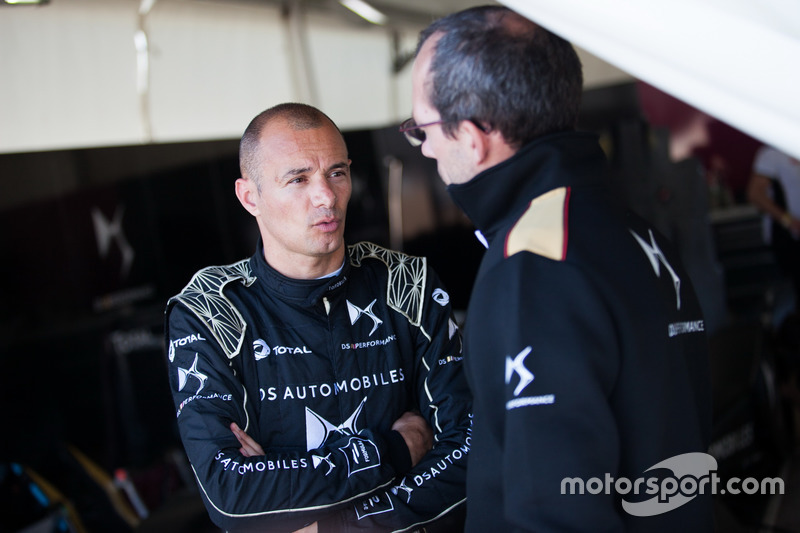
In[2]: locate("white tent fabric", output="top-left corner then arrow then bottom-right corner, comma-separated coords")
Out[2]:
501,0 -> 800,160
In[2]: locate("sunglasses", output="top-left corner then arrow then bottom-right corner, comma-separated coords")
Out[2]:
399,117 -> 489,147
398,118 -> 443,146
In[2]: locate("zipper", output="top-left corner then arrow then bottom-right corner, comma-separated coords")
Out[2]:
323,296 -> 331,315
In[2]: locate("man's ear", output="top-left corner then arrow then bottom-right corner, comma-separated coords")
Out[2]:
235,177 -> 260,217
462,121 -> 517,170
460,120 -> 491,166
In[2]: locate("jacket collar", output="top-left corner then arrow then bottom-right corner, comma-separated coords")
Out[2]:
249,239 -> 350,305
446,131 -> 606,245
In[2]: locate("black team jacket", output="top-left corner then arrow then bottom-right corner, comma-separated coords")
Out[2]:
448,131 -> 712,533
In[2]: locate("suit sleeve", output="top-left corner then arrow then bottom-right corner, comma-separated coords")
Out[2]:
482,254 -> 625,532
322,266 -> 472,532
165,301 -> 402,533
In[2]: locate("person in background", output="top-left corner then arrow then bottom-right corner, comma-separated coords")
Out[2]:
747,144 -> 800,309
748,144 -> 800,447
165,102 -> 471,532
404,6 -> 712,532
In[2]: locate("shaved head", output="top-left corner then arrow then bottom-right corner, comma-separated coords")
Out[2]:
239,103 -> 342,190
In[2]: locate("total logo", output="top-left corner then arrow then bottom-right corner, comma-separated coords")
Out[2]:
168,332 -> 207,362
253,338 -> 312,361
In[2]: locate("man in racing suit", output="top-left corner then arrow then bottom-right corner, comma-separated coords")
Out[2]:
164,103 -> 471,532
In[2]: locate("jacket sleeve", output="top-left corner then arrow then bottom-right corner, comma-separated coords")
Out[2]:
165,301 -> 402,533
479,254 -> 625,532
321,265 -> 472,532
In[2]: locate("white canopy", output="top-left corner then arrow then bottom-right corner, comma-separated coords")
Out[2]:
502,0 -> 800,159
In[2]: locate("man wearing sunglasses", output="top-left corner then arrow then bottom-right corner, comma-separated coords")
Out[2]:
406,6 -> 712,532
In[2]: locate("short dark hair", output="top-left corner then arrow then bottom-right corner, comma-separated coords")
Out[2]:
239,103 -> 341,189
417,6 -> 583,148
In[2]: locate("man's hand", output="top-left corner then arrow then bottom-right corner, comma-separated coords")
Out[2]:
392,411 -> 433,467
231,422 -> 264,457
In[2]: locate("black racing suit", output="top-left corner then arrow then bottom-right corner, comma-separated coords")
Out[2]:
164,241 -> 471,532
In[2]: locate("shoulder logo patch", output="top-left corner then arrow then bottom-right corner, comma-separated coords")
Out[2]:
505,186 -> 569,261
169,259 -> 255,360
348,242 -> 427,337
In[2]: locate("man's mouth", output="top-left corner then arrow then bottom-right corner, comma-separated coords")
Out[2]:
314,217 -> 340,232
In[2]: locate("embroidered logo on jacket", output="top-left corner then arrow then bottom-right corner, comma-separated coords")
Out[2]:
305,397 -> 367,451
355,492 -> 395,520
253,338 -> 312,360
432,288 -> 450,306
630,228 -> 681,310
168,333 -> 207,362
177,354 -> 208,395
254,339 -> 270,360
391,477 -> 415,503
305,397 -> 381,477
312,453 -> 336,476
339,436 -> 382,477
347,299 -> 383,336
504,346 -> 556,411
505,346 -> 535,397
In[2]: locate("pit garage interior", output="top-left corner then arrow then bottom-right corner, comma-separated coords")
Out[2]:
1,0 -> 799,531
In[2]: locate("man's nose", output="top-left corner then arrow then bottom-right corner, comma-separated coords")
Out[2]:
420,139 -> 434,159
311,177 -> 336,207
